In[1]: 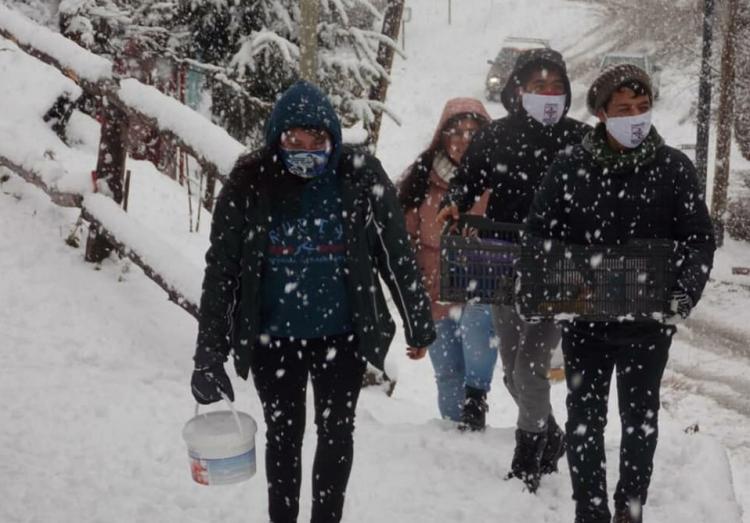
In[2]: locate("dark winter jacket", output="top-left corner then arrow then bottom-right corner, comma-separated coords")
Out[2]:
194,86 -> 436,377
526,124 -> 716,337
443,49 -> 591,223
259,81 -> 351,338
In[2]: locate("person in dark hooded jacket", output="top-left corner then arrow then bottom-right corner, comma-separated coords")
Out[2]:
190,81 -> 435,523
526,65 -> 715,523
438,48 -> 592,492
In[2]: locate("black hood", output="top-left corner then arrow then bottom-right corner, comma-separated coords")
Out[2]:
500,48 -> 572,118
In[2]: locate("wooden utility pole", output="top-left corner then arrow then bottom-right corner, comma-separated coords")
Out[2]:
711,0 -> 739,247
695,0 -> 715,199
734,0 -> 750,161
365,0 -> 406,151
299,0 -> 320,83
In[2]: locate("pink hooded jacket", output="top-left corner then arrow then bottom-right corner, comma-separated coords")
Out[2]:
401,98 -> 491,321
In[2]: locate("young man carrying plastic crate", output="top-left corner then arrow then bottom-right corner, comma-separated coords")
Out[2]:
438,49 -> 592,492
524,64 -> 716,523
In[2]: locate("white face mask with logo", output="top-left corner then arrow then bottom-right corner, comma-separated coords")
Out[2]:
605,111 -> 652,149
521,92 -> 567,126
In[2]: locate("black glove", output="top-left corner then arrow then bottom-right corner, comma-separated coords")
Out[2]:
191,363 -> 235,405
669,289 -> 694,320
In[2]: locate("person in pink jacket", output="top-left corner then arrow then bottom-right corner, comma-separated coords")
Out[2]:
398,98 -> 497,431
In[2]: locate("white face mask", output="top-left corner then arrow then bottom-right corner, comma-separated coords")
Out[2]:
605,111 -> 652,149
521,92 -> 566,126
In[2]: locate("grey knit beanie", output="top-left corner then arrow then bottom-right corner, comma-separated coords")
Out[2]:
587,64 -> 653,115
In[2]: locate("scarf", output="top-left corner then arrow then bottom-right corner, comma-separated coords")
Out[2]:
432,152 -> 457,184
582,123 -> 664,175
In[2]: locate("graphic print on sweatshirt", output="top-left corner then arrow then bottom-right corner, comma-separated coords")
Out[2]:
260,193 -> 353,339
267,216 -> 346,262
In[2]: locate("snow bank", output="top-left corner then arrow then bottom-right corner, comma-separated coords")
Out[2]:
82,193 -> 203,308
0,36 -> 96,195
119,79 -> 245,176
0,3 -> 112,83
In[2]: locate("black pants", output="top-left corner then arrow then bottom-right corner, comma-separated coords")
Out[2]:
562,326 -> 672,522
250,334 -> 366,523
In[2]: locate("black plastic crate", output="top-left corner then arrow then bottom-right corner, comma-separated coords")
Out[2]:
516,238 -> 679,321
439,215 -> 523,305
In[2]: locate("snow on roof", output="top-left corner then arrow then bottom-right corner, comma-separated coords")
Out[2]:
0,4 -> 112,83
118,79 -> 245,177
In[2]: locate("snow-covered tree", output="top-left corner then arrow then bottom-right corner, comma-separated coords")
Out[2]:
58,0 -> 131,55
58,0 -> 186,65
182,0 -> 397,147
53,0 -> 397,147
7,0 -> 60,28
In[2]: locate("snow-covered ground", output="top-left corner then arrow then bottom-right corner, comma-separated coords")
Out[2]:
1,0 -> 749,522
0,172 -> 743,522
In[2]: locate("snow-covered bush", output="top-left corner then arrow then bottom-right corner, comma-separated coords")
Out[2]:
6,0 -> 59,28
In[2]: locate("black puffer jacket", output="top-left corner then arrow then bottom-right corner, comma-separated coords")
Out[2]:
195,146 -> 436,378
526,125 -> 716,336
443,49 -> 592,223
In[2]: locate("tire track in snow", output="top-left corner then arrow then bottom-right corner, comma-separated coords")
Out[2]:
668,317 -> 750,419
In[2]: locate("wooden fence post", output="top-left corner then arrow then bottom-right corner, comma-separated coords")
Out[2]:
85,89 -> 130,263
202,164 -> 218,213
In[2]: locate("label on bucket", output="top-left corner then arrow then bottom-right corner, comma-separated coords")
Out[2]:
189,448 -> 256,486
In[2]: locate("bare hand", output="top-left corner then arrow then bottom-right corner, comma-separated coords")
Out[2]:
406,347 -> 427,360
436,205 -> 459,226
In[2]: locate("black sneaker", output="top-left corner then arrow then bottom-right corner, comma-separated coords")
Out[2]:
540,415 -> 566,474
505,428 -> 547,493
458,386 -> 488,432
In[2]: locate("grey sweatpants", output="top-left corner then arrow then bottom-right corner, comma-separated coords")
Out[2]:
492,305 -> 561,433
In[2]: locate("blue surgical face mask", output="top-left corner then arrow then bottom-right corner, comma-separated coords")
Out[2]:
280,148 -> 331,179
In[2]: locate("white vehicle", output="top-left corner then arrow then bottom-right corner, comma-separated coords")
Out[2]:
600,52 -> 662,100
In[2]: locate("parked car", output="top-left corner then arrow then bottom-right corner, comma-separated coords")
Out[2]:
599,52 -> 662,99
485,37 -> 550,102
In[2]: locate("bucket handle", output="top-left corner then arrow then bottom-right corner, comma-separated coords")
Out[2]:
194,392 -> 245,437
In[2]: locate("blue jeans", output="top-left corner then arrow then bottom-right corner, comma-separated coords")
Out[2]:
462,303 -> 498,391
427,303 -> 497,421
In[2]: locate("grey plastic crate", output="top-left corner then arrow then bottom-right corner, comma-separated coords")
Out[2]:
517,238 -> 679,321
439,215 -> 523,305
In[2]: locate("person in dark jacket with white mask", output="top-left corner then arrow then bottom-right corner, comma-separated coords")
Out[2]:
526,64 -> 715,523
190,80 -> 436,523
438,48 -> 591,492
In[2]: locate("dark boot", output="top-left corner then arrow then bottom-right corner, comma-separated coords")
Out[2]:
612,505 -> 643,523
506,428 -> 547,492
458,386 -> 488,432
540,415 -> 566,474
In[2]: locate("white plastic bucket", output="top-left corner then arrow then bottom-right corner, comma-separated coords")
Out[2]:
182,400 -> 258,486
